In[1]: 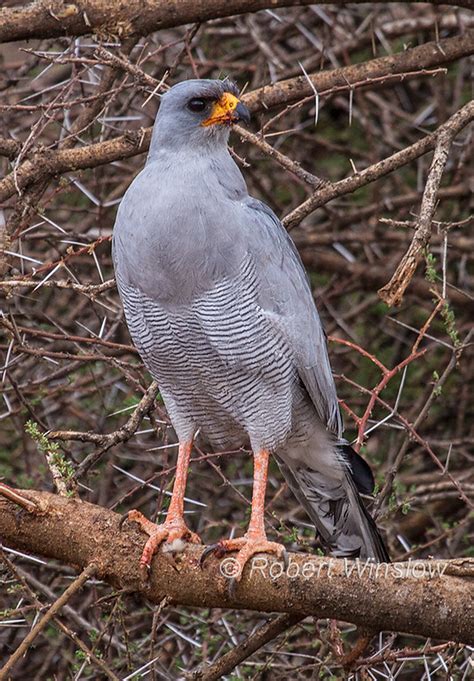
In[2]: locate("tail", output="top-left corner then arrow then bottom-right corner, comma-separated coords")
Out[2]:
276,442 -> 389,563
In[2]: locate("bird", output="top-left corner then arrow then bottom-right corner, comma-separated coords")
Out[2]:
112,78 -> 389,579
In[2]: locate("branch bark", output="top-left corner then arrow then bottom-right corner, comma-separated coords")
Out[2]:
0,489 -> 473,645
1,1 -> 471,44
244,29 -> 474,112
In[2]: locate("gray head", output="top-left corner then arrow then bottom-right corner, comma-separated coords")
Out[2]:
148,78 -> 250,156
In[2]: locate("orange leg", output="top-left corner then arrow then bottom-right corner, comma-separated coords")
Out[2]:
127,440 -> 201,573
202,449 -> 285,581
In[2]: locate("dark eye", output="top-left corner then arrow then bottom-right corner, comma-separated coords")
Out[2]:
187,98 -> 207,113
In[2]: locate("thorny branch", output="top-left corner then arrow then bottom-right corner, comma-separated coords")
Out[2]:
1,30 -> 472,205
191,614 -> 305,680
1,0 -> 473,44
379,100 -> 474,305
282,98 -> 474,235
0,561 -> 99,681
1,3 -> 473,679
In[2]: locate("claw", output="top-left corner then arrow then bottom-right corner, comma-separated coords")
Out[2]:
138,561 -> 152,583
199,533 -> 286,583
118,512 -> 129,530
126,509 -> 202,573
199,543 -> 221,568
227,577 -> 238,599
281,548 -> 289,571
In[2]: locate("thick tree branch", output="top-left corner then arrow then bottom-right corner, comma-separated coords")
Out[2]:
0,130 -> 151,204
0,489 -> 472,645
245,29 -> 474,112
0,1 -> 471,45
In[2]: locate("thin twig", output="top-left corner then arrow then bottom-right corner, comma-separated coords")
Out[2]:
0,562 -> 98,680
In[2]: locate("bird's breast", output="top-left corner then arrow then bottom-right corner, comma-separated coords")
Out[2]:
117,255 -> 298,452
114,165 -> 247,305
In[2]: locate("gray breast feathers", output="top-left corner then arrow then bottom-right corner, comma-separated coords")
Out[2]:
115,257 -> 298,451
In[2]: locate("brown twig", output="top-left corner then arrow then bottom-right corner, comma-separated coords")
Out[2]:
283,99 -> 474,231
0,551 -> 121,680
0,562 -> 98,680
191,613 -> 304,680
60,380 -> 161,479
0,482 -> 40,514
378,99 -> 474,306
329,335 -> 427,449
1,32 -> 471,206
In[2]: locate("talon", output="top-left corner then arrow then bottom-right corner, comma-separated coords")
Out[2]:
118,512 -> 129,530
205,534 -> 285,583
199,543 -> 220,568
227,577 -> 238,598
139,562 -> 151,583
199,537 -> 242,568
127,509 -> 202,571
213,541 -> 232,559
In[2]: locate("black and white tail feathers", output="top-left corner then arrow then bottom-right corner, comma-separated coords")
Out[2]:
277,443 -> 389,563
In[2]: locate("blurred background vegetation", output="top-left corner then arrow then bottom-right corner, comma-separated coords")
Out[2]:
0,2 -> 473,678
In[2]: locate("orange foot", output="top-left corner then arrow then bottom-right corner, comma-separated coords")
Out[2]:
201,533 -> 287,586
126,510 -> 201,574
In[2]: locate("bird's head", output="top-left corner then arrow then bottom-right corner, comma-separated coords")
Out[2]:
150,78 -> 250,153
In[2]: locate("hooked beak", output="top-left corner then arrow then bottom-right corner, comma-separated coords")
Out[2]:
234,101 -> 251,125
202,92 -> 251,127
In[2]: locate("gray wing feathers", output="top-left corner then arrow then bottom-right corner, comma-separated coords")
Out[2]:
244,198 -> 342,437
231,200 -> 386,560
276,455 -> 389,562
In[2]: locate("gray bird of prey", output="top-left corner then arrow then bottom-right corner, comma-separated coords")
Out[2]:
113,78 -> 389,577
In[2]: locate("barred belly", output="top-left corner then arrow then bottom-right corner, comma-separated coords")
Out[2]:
117,258 -> 298,452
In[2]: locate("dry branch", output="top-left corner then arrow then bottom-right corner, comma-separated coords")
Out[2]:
0,562 -> 98,681
1,0 -> 472,45
298,250 -> 474,309
245,29 -> 474,112
1,5 -> 473,675
0,489 -> 473,645
192,614 -> 304,680
0,549 -> 121,680
378,99 -> 474,306
282,98 -> 474,231
56,380 -> 160,478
